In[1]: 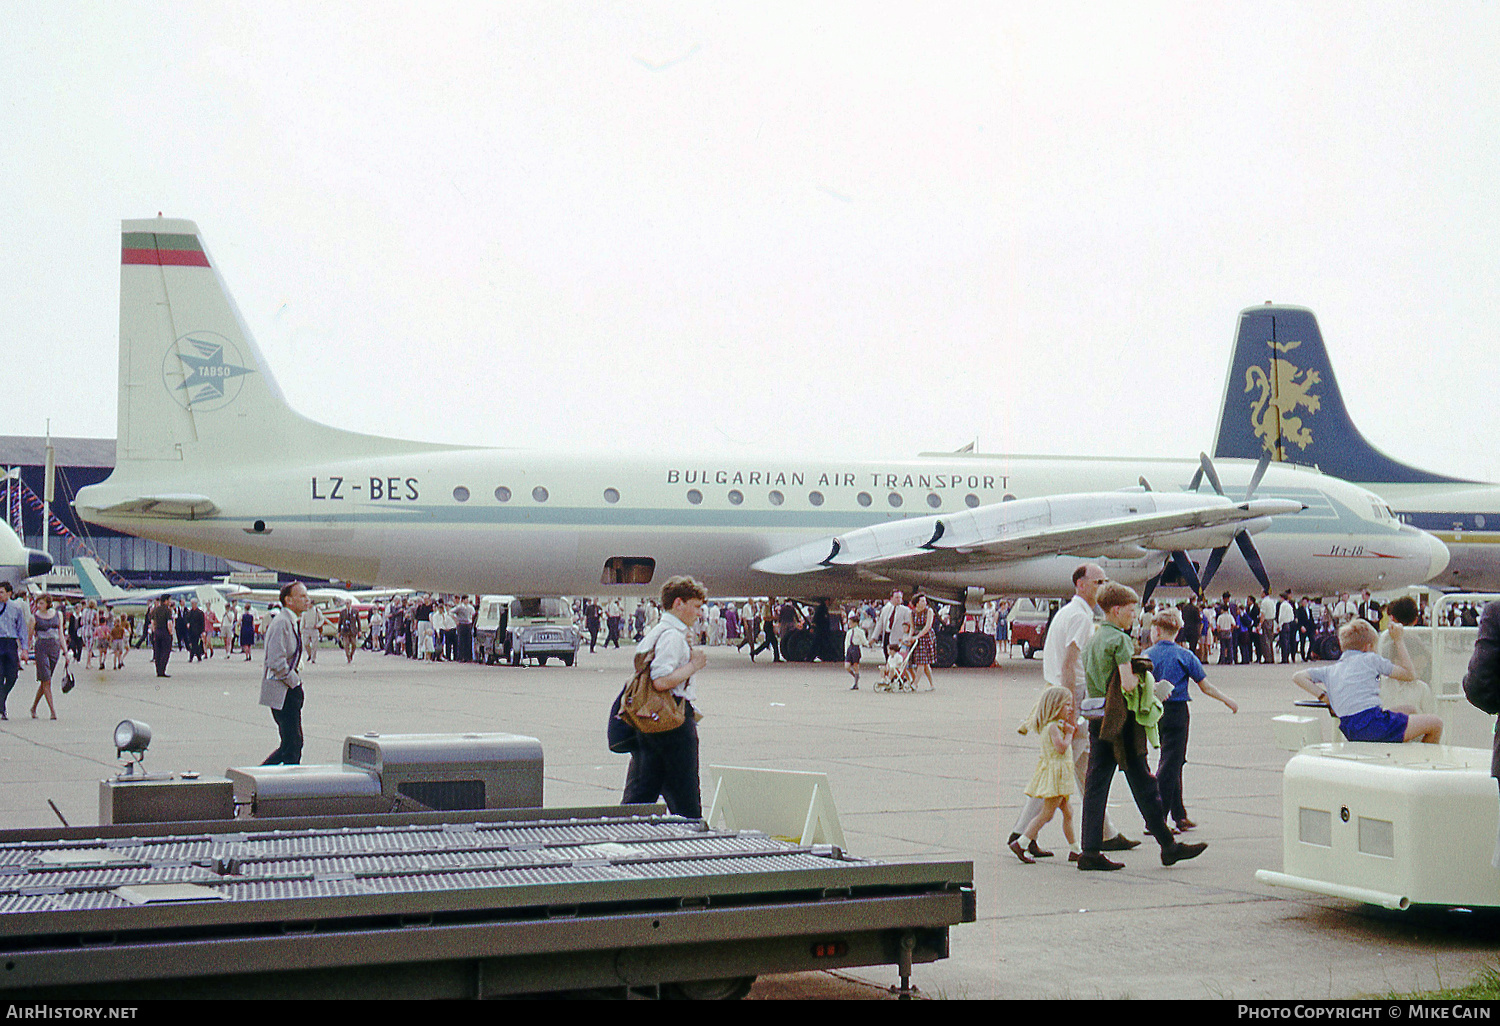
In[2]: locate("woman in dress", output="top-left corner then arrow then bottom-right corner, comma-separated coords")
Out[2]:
29,595 -> 64,720
908,593 -> 937,691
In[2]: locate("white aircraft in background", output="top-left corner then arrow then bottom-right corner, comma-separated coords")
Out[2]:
72,557 -> 239,617
73,218 -> 1447,663
0,522 -> 52,593
1213,303 -> 1500,591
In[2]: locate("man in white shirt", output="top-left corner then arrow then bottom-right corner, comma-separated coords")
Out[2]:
621,576 -> 710,818
1009,564 -> 1137,856
876,589 -> 913,657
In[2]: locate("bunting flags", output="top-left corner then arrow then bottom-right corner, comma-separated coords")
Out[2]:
13,477 -> 128,588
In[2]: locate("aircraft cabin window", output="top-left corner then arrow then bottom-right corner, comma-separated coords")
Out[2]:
965,493 -> 980,508
1478,514 -> 1487,529
687,489 -> 703,505
495,486 -> 512,502
603,488 -> 620,504
926,493 -> 941,509
857,492 -> 872,507
768,490 -> 784,506
1003,493 -> 1017,502
532,486 -> 549,503
452,486 -> 470,502
808,491 -> 824,506
888,493 -> 903,508
728,489 -> 744,505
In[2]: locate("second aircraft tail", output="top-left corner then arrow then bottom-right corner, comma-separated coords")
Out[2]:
1211,305 -> 1471,485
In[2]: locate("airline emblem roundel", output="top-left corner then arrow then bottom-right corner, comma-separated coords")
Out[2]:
162,331 -> 256,412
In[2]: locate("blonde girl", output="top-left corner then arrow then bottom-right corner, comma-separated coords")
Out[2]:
1011,685 -> 1079,863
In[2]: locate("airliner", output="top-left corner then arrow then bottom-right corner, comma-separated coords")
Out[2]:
0,522 -> 50,592
1213,304 -> 1500,590
73,219 -> 1448,624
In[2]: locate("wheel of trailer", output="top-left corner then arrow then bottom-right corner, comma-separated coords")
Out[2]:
957,631 -> 996,668
933,632 -> 958,669
1318,634 -> 1341,661
662,976 -> 756,1000
537,655 -> 548,666
781,628 -> 815,663
563,653 -> 575,666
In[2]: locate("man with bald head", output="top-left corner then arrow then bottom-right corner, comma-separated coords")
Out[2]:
1008,563 -> 1138,858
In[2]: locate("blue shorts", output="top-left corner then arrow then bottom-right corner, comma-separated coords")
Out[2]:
1339,706 -> 1410,744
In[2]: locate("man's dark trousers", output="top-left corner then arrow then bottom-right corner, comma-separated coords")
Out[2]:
0,639 -> 18,718
263,686 -> 304,765
1082,717 -> 1175,852
621,708 -> 701,818
152,630 -> 172,677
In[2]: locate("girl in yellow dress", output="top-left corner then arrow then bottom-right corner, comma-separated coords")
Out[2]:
1011,686 -> 1078,864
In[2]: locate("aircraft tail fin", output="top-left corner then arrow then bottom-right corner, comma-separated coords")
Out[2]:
1211,305 -> 1472,485
72,558 -> 126,601
116,218 -> 445,466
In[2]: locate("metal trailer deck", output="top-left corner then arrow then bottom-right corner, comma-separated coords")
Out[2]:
0,805 -> 975,999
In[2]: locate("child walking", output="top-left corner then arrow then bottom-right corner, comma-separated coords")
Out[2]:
1012,685 -> 1079,863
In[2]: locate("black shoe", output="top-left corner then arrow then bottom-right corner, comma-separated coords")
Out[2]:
1006,832 -> 1021,846
1161,840 -> 1208,866
1100,834 -> 1141,852
1027,840 -> 1055,858
1076,851 -> 1124,871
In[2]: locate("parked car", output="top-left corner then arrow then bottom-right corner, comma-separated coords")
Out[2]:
478,596 -> 580,666
1006,598 -> 1058,659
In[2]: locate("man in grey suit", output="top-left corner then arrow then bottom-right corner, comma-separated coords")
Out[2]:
261,581 -> 311,765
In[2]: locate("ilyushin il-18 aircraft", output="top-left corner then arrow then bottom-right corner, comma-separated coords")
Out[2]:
0,521 -> 51,592
75,219 -> 1448,648
1213,304 -> 1500,591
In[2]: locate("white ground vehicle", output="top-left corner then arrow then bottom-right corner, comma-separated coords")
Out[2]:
476,596 -> 580,666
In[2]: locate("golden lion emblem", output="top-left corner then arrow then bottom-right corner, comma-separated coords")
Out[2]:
1244,339 -> 1320,455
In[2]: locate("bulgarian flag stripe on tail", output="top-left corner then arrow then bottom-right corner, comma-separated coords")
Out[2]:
121,231 -> 210,267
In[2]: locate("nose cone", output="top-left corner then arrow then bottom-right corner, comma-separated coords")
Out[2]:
1424,530 -> 1450,582
26,549 -> 53,580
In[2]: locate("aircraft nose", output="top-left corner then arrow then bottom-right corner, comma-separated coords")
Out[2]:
1423,530 -> 1450,582
26,549 -> 52,579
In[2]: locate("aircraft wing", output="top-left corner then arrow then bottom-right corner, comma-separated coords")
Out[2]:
752,492 -> 1303,577
91,494 -> 220,519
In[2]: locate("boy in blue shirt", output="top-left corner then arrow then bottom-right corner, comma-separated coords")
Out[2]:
1147,606 -> 1238,833
1293,618 -> 1442,744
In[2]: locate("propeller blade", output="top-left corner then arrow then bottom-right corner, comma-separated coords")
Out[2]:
1198,452 -> 1225,497
1188,466 -> 1204,492
1139,476 -> 1152,492
1245,454 -> 1271,501
1199,546 -> 1229,593
1169,550 -> 1202,595
1236,531 -> 1272,592
1142,570 -> 1162,604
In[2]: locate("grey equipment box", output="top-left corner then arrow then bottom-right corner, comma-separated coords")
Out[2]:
99,775 -> 235,825
227,732 -> 544,819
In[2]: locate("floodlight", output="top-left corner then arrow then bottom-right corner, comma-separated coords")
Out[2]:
114,719 -> 152,758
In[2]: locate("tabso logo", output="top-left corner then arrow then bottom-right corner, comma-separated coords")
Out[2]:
162,332 -> 256,412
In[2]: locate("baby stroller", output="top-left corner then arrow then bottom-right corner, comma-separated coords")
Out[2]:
876,642 -> 918,693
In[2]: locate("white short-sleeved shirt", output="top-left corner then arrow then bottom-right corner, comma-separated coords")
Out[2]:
1042,596 -> 1096,690
638,611 -> 697,702
1307,650 -> 1394,717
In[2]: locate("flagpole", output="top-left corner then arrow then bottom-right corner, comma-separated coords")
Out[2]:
42,422 -> 54,591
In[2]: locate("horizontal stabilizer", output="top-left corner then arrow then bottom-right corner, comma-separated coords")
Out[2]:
93,494 -> 221,520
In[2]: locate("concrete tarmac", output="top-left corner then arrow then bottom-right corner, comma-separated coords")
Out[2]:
3,639 -> 1498,1000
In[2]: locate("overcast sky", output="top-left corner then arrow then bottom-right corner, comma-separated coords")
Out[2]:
4,2 -> 1498,482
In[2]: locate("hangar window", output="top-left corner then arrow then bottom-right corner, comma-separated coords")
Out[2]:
602,557 -> 656,585
808,491 -> 824,506
687,489 -> 703,505
495,486 -> 512,502
965,493 -> 980,508
452,486 -> 470,502
926,493 -> 941,509
728,489 -> 744,505
888,493 -> 903,508
857,492 -> 872,507
768,490 -> 784,506
603,488 -> 620,504
532,486 -> 548,503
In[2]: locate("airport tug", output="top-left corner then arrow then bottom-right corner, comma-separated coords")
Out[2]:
1258,595 -> 1500,910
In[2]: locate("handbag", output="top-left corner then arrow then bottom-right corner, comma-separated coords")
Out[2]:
61,669 -> 75,694
617,646 -> 687,735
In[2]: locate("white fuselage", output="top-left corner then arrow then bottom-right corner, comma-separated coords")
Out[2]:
76,450 -> 1447,600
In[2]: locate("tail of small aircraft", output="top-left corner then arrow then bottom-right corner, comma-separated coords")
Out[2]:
72,557 -> 126,601
1211,305 -> 1472,485
115,218 -> 444,466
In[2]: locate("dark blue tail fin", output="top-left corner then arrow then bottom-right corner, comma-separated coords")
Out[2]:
1212,305 -> 1472,485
